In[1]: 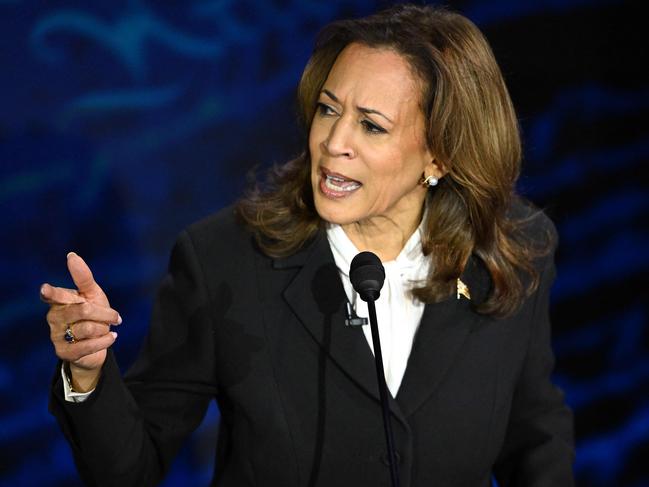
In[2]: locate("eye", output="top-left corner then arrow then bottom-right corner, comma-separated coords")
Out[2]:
316,102 -> 337,117
361,119 -> 387,135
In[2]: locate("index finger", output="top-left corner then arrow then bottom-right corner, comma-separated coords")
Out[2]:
40,283 -> 86,305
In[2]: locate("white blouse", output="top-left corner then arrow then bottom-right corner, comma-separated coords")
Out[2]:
326,218 -> 431,397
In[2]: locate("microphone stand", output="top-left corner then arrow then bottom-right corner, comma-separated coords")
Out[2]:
366,299 -> 400,487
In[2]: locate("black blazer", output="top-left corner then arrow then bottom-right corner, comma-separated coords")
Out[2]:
50,205 -> 575,486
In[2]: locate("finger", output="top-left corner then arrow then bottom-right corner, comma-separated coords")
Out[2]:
58,332 -> 118,363
47,302 -> 121,330
40,283 -> 85,305
66,252 -> 107,304
68,321 -> 112,340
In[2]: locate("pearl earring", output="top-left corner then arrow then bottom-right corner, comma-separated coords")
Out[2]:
421,175 -> 438,187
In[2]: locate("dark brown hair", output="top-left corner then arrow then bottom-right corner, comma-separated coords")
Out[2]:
236,4 -> 554,317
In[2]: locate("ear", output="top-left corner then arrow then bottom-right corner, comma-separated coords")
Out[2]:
423,157 -> 447,180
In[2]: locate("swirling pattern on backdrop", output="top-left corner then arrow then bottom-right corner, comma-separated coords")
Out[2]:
0,1 -> 646,485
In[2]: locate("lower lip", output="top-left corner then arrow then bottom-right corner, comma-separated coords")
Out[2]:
319,175 -> 362,199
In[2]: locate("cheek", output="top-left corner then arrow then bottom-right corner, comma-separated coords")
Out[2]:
359,161 -> 400,208
307,132 -> 317,171
308,125 -> 316,152
371,151 -> 412,186
309,117 -> 329,147
308,125 -> 323,165
365,151 -> 424,204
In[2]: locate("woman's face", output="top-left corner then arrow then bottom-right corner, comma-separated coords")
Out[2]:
309,43 -> 436,229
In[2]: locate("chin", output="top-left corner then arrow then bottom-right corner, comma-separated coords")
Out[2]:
313,194 -> 361,226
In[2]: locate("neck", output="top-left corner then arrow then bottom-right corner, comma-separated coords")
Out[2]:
341,201 -> 425,262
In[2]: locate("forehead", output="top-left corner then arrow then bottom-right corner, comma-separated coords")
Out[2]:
323,43 -> 422,114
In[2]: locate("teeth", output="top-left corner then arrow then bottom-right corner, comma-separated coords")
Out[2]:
325,176 -> 361,192
328,175 -> 346,182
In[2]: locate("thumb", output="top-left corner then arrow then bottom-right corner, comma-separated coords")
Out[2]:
66,252 -> 109,305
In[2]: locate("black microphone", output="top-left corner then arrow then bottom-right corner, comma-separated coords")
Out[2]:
350,251 -> 385,302
349,251 -> 399,487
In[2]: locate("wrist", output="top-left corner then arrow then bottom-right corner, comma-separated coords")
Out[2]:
67,362 -> 102,392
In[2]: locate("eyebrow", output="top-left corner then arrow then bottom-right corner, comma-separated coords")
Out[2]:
322,89 -> 394,124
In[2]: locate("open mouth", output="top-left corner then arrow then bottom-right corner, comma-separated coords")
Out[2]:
324,173 -> 362,191
320,168 -> 362,197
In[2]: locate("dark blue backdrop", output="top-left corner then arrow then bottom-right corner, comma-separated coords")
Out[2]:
1,1 -> 647,485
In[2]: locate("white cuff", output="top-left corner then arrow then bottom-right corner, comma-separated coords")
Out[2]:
61,364 -> 94,403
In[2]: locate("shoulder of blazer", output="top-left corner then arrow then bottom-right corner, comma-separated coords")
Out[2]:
504,197 -> 559,285
507,197 -> 558,251
457,197 -> 557,306
184,204 -> 251,250
177,205 -> 324,286
183,203 -> 323,256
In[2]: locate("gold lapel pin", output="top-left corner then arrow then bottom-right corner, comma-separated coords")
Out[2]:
457,278 -> 471,300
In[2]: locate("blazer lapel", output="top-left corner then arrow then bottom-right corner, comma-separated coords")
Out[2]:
396,255 -> 491,417
278,232 -> 406,421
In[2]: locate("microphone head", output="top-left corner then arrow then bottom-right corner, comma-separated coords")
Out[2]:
350,251 -> 385,302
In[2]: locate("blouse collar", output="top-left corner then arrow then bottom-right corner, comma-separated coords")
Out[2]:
326,206 -> 429,282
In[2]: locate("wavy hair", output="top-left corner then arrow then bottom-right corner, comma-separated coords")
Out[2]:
236,4 -> 554,317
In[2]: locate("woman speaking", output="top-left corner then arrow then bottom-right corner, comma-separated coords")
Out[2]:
42,4 -> 574,486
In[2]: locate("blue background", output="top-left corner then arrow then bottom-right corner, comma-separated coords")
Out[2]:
1,0 -> 647,485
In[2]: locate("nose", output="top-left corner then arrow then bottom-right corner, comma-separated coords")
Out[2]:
322,118 -> 356,159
